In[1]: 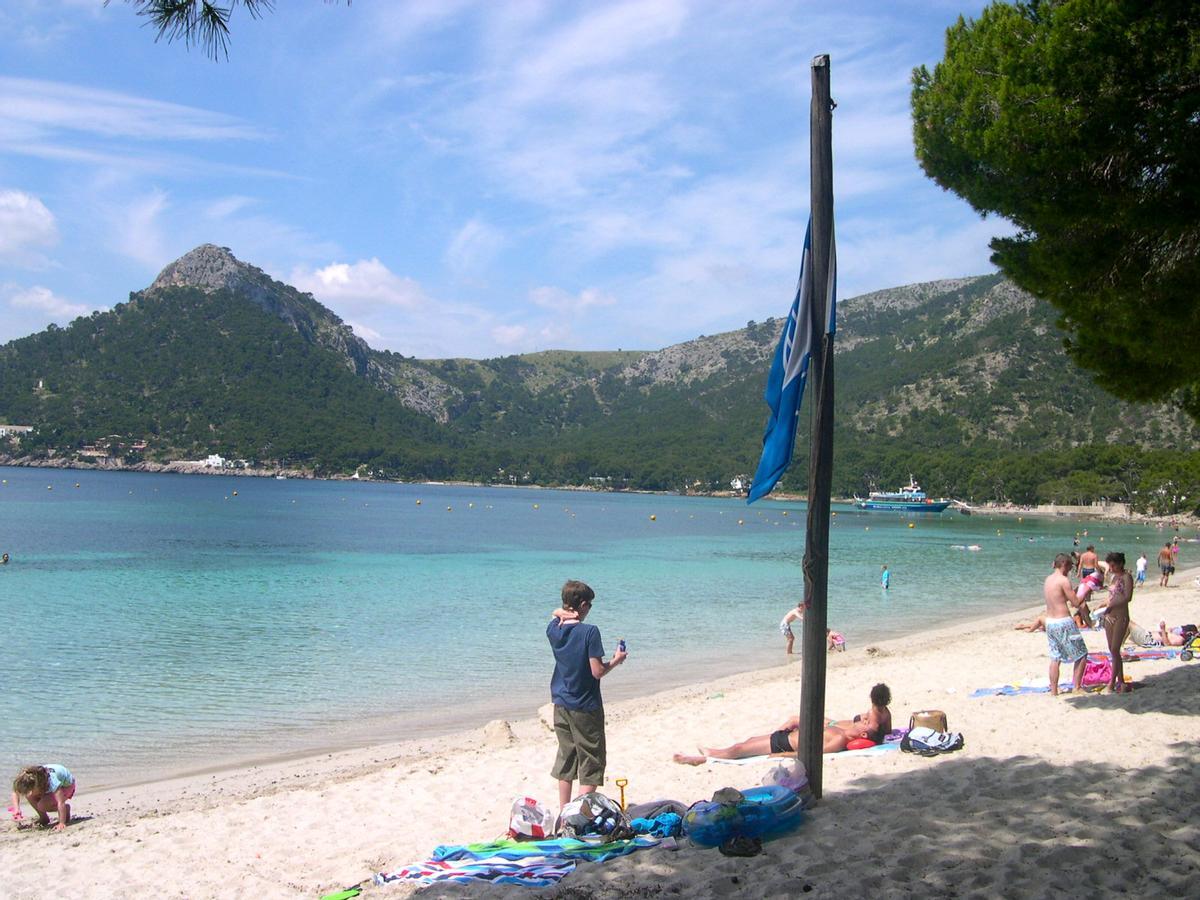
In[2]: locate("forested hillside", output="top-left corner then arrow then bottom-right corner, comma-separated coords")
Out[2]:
1,245 -> 1196,512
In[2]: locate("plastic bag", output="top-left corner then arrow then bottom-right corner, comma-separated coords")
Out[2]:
559,792 -> 631,840
508,796 -> 555,840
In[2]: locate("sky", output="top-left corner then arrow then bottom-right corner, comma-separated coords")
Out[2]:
0,0 -> 1013,359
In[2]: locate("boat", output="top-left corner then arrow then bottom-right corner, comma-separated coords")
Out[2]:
854,476 -> 951,512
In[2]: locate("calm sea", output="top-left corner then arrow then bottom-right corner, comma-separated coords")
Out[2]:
0,466 -> 1172,786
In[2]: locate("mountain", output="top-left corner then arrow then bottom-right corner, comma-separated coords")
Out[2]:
1,244 -> 1197,508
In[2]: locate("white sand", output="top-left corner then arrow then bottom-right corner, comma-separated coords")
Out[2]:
4,570 -> 1199,898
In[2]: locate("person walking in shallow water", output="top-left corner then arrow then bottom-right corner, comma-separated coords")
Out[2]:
779,603 -> 804,654
881,565 -> 890,590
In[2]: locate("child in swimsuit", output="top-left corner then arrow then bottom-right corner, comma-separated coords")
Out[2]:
10,764 -> 75,831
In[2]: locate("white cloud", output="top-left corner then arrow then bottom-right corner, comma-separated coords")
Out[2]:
529,285 -> 616,315
290,258 -> 427,311
444,218 -> 504,275
0,189 -> 58,264
6,284 -> 91,321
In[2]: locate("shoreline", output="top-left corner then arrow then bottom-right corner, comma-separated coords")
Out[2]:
33,562 -> 1200,798
7,459 -> 1195,529
4,568 -> 1198,897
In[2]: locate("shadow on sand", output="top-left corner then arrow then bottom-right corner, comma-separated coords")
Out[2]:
412,738 -> 1200,899
1067,661 -> 1200,716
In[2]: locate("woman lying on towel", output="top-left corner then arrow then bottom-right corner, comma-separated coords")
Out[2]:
1158,620 -> 1198,647
673,684 -> 891,764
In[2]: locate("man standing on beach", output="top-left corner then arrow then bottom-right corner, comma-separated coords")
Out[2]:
1158,543 -> 1174,587
1043,553 -> 1088,695
547,581 -> 626,809
1078,545 -> 1099,582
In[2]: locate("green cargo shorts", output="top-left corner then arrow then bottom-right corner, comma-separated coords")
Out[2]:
551,705 -> 606,786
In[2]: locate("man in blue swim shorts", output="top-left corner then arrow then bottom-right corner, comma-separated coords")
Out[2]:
1043,553 -> 1089,695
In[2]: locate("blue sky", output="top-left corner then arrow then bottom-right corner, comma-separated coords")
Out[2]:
0,0 -> 1010,358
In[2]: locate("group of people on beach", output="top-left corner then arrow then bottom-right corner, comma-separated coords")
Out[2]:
1042,550 -> 1133,694
544,580 -> 891,818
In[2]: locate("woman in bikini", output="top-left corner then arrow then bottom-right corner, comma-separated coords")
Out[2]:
672,684 -> 892,764
1102,552 -> 1133,693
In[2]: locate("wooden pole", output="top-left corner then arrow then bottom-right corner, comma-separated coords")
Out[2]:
797,53 -> 835,799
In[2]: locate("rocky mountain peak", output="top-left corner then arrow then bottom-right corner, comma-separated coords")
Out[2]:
148,244 -> 265,295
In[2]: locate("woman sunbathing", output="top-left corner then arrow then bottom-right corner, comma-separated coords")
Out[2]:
673,684 -> 891,764
1157,620 -> 1198,647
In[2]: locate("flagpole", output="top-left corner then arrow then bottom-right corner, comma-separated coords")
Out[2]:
797,53 -> 835,799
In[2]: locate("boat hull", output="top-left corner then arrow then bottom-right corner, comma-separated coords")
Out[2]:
855,499 -> 951,512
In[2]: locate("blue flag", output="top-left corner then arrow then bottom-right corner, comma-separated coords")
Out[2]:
747,218 -> 836,504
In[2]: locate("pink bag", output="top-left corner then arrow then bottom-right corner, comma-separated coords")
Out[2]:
1082,656 -> 1112,687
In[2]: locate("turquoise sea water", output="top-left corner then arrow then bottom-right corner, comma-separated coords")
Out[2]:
0,466 -> 1175,787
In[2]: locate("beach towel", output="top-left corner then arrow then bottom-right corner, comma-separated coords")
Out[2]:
707,742 -> 901,765
433,836 -> 661,863
374,836 -> 665,889
374,858 -> 577,887
970,682 -> 1086,697
1121,647 -> 1180,661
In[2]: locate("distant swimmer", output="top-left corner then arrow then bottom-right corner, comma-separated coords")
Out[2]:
0,553 -> 7,565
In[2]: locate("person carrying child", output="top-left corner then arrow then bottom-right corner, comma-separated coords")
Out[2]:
10,764 -> 75,831
547,581 -> 626,810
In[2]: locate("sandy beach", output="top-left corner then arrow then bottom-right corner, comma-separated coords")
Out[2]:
4,567 -> 1198,898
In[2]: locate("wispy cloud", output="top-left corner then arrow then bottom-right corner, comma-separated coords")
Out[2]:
444,218 -> 505,276
0,77 -> 266,142
110,189 -> 171,269
529,285 -> 616,315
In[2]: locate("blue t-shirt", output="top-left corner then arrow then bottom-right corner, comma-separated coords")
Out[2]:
547,619 -> 605,711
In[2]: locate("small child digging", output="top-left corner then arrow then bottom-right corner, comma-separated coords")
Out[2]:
10,764 -> 75,831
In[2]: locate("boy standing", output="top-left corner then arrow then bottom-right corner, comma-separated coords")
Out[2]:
547,581 -> 626,808
1043,553 -> 1088,695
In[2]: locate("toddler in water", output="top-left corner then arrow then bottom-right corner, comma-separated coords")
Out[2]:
9,764 -> 75,831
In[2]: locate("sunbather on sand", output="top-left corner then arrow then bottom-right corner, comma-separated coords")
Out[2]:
1014,614 -> 1047,632
673,684 -> 891,764
1157,620 -> 1198,647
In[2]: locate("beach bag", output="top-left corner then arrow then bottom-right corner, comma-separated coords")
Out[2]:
559,792 -> 632,841
1082,656 -> 1112,688
507,796 -> 555,840
901,726 -> 964,756
762,761 -> 813,807
908,710 -> 948,732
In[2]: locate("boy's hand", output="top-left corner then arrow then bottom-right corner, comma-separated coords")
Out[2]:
551,607 -> 580,623
611,647 -> 627,665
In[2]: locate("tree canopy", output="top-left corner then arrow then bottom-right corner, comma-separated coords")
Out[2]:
911,0 -> 1200,421
108,1 -> 347,59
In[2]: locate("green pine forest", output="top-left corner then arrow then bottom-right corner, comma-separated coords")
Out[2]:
1,251 -> 1197,515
